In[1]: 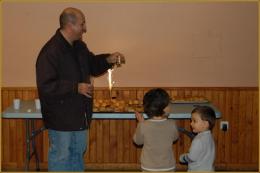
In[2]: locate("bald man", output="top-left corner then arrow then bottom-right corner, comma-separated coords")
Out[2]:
36,7 -> 125,171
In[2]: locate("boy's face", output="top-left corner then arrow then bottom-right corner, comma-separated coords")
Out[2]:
190,113 -> 209,133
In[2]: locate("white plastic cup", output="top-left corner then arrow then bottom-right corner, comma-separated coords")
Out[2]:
13,99 -> 20,110
35,99 -> 41,110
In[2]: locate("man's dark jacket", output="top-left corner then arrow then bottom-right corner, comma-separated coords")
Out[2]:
36,29 -> 112,131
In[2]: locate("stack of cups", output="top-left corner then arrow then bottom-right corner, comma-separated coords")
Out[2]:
13,98 -> 20,110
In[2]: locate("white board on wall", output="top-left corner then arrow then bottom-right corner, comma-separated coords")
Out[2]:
2,2 -> 258,87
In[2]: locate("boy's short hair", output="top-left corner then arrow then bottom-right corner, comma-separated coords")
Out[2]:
143,88 -> 170,118
191,106 -> 216,130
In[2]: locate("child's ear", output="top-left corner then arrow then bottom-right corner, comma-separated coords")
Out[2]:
164,104 -> 172,114
203,120 -> 210,130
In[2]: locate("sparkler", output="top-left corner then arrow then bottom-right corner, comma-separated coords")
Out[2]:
107,55 -> 121,100
107,69 -> 115,100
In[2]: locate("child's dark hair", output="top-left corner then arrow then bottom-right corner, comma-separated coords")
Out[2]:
143,88 -> 170,118
192,106 -> 216,130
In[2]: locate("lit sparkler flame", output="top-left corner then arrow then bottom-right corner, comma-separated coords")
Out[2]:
108,69 -> 115,99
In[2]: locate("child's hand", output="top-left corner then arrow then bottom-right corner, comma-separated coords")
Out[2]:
135,112 -> 144,122
179,153 -> 188,164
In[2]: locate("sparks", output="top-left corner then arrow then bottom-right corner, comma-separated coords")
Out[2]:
107,69 -> 115,99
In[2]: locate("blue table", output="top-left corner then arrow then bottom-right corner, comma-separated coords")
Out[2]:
2,100 -> 221,171
2,100 -> 221,119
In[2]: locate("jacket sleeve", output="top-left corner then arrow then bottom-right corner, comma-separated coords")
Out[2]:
133,122 -> 144,145
36,51 -> 78,99
76,41 -> 113,77
89,51 -> 113,76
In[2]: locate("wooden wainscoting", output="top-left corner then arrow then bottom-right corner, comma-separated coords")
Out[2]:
1,87 -> 259,171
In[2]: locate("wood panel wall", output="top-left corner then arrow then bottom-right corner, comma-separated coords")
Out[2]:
1,87 -> 259,171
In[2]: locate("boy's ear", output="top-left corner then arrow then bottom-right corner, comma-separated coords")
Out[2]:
203,120 -> 210,129
164,104 -> 172,114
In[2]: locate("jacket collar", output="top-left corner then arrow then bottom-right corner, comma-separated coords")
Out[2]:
55,28 -> 74,50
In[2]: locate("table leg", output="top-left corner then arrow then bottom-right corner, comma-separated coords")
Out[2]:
24,119 -> 46,171
25,119 -> 30,171
31,120 -> 40,171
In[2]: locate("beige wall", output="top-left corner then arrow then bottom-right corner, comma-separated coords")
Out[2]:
2,2 -> 258,87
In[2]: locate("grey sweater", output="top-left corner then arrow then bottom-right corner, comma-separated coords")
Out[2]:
133,119 -> 179,171
180,130 -> 215,171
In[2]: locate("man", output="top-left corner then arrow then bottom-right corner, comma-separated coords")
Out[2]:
36,7 -> 125,171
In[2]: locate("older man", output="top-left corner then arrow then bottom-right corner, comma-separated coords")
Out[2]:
36,7 -> 125,171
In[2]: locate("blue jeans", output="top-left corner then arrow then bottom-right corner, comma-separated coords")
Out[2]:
48,129 -> 88,171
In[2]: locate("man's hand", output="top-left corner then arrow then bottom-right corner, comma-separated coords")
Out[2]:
106,52 -> 126,66
78,83 -> 93,98
135,111 -> 145,122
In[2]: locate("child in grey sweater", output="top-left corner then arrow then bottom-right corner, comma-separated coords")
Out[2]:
179,106 -> 216,171
133,88 -> 179,172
